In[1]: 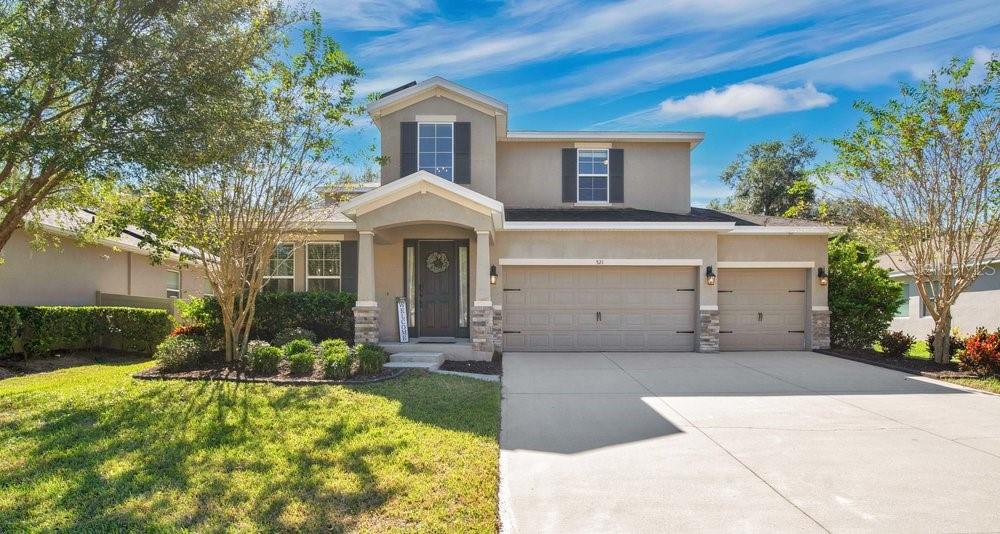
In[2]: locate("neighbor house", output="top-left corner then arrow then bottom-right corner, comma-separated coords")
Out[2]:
880,252 -> 1000,337
0,210 -> 209,312
265,77 -> 840,359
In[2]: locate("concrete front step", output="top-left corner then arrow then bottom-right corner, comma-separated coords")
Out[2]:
384,361 -> 440,370
389,352 -> 445,364
381,341 -> 473,360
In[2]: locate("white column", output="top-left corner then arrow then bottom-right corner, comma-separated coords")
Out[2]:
475,230 -> 491,305
357,230 -> 376,306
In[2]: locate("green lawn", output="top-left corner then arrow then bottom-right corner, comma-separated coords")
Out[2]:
0,360 -> 500,532
941,376 -> 1000,395
873,340 -> 940,361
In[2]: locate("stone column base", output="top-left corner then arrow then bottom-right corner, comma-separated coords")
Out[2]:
811,309 -> 831,349
491,305 -> 503,355
353,305 -> 380,345
471,303 -> 494,354
698,309 -> 720,353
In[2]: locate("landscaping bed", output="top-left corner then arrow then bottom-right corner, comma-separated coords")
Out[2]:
439,359 -> 502,376
817,347 -> 964,376
135,361 -> 405,385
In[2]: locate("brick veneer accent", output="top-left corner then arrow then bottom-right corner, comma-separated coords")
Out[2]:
698,309 -> 720,353
811,309 -> 831,350
471,303 -> 494,354
353,305 -> 380,345
492,304 -> 503,354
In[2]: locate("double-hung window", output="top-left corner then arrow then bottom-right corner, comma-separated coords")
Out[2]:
577,149 -> 609,203
263,243 -> 294,292
418,122 -> 453,181
166,270 -> 181,299
306,242 -> 341,292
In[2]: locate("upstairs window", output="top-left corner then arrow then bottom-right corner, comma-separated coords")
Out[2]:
306,242 -> 341,292
577,149 -> 609,203
418,122 -> 453,180
263,243 -> 294,292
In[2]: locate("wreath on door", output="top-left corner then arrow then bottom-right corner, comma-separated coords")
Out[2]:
426,251 -> 450,273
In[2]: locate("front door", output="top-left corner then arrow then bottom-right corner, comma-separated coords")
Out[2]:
418,241 -> 458,337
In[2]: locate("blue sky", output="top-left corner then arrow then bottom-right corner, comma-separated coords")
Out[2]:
320,0 -> 999,206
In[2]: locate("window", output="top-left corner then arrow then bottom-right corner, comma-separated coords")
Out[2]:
895,283 -> 910,318
306,242 -> 341,292
418,122 -> 453,180
577,148 -> 609,202
264,243 -> 294,292
458,244 -> 468,328
166,270 -> 181,299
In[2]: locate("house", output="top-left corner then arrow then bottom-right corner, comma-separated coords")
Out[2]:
269,77 -> 840,359
879,252 -> 1000,337
0,210 -> 209,311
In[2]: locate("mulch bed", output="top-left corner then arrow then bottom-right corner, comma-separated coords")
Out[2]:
816,348 -> 974,378
134,361 -> 406,385
439,359 -> 502,376
1,352 -> 150,380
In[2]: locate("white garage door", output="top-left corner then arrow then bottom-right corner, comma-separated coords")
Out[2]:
502,266 -> 697,352
719,268 -> 806,351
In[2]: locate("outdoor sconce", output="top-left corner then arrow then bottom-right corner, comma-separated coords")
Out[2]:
490,265 -> 498,285
817,267 -> 828,286
705,266 -> 717,286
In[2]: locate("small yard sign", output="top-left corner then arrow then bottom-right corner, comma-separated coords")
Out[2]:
396,297 -> 409,343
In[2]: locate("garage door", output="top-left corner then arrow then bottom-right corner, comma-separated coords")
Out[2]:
502,266 -> 697,352
719,268 -> 806,351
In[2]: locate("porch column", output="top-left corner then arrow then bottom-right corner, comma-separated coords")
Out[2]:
471,230 -> 494,356
353,230 -> 379,345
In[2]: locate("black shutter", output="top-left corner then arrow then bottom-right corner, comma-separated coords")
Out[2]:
609,148 -> 624,203
453,122 -> 471,184
400,122 -> 417,177
562,148 -> 577,203
340,241 -> 358,294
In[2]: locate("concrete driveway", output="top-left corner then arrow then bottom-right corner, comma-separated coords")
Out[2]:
499,351 -> 1000,533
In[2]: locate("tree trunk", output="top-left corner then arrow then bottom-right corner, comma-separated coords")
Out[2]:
932,310 -> 952,364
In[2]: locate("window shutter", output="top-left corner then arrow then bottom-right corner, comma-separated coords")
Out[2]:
562,148 -> 577,203
400,122 -> 417,177
609,148 -> 624,203
340,241 -> 358,294
453,122 -> 471,184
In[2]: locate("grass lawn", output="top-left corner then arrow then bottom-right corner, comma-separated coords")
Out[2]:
0,359 -> 500,532
940,376 -> 1000,395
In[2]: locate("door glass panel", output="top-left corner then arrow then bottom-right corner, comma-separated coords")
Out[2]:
459,245 -> 468,328
406,245 -> 416,324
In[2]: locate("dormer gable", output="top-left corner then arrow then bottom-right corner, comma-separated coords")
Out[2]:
368,77 -> 508,137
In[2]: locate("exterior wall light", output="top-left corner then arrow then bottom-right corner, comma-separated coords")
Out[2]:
817,267 -> 828,286
490,265 -> 498,285
705,266 -> 717,286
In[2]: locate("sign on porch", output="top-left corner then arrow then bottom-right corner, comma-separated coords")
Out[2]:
396,297 -> 409,343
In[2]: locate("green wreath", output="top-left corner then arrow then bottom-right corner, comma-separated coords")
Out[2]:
426,252 -> 450,273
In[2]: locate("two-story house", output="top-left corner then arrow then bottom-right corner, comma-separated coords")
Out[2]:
280,77 -> 837,359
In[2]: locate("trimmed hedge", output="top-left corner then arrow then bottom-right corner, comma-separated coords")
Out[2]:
191,291 -> 355,343
0,306 -> 173,358
0,306 -> 21,356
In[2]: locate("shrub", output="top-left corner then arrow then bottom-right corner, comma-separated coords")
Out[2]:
155,335 -> 208,372
879,331 -> 915,358
926,330 -> 964,357
287,350 -> 317,375
0,306 -> 21,356
171,324 -> 206,337
282,338 -> 315,357
246,343 -> 282,375
959,327 -> 1000,377
192,291 -> 356,342
356,344 -> 386,375
274,327 -> 316,346
321,340 -> 353,380
14,306 -> 173,357
828,236 -> 903,349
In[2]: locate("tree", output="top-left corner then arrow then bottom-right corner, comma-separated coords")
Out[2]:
135,13 -> 364,362
715,134 -> 818,216
0,0 -> 280,253
827,235 -> 903,349
829,55 -> 1000,363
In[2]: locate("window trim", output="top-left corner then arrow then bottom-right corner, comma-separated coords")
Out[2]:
417,121 -> 455,181
263,242 -> 295,292
895,282 -> 911,318
305,241 -> 342,292
576,148 -> 610,204
166,269 -> 181,299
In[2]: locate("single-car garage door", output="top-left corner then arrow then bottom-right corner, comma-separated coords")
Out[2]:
502,266 -> 697,352
719,268 -> 806,351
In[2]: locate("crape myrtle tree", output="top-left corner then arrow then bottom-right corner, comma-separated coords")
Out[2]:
138,13 -> 364,362
829,56 -> 1000,363
0,0 -> 281,253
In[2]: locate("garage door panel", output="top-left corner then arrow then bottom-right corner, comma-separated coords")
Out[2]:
719,268 -> 806,351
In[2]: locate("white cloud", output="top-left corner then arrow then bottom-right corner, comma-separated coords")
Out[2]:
314,0 -> 434,31
656,82 -> 834,120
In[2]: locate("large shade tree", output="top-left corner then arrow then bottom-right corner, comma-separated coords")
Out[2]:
0,0 -> 280,252
712,134 -> 818,217
830,56 -> 1000,363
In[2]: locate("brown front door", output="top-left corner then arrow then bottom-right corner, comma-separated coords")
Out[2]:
418,241 -> 458,337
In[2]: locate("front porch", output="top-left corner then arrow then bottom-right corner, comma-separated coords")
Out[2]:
338,171 -> 504,360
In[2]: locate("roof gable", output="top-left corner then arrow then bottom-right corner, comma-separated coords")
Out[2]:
367,77 -> 508,120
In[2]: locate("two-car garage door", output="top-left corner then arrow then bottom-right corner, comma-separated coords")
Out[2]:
502,266 -> 697,352
502,265 -> 808,352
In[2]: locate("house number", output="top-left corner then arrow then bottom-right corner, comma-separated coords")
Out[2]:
595,259 -> 604,265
